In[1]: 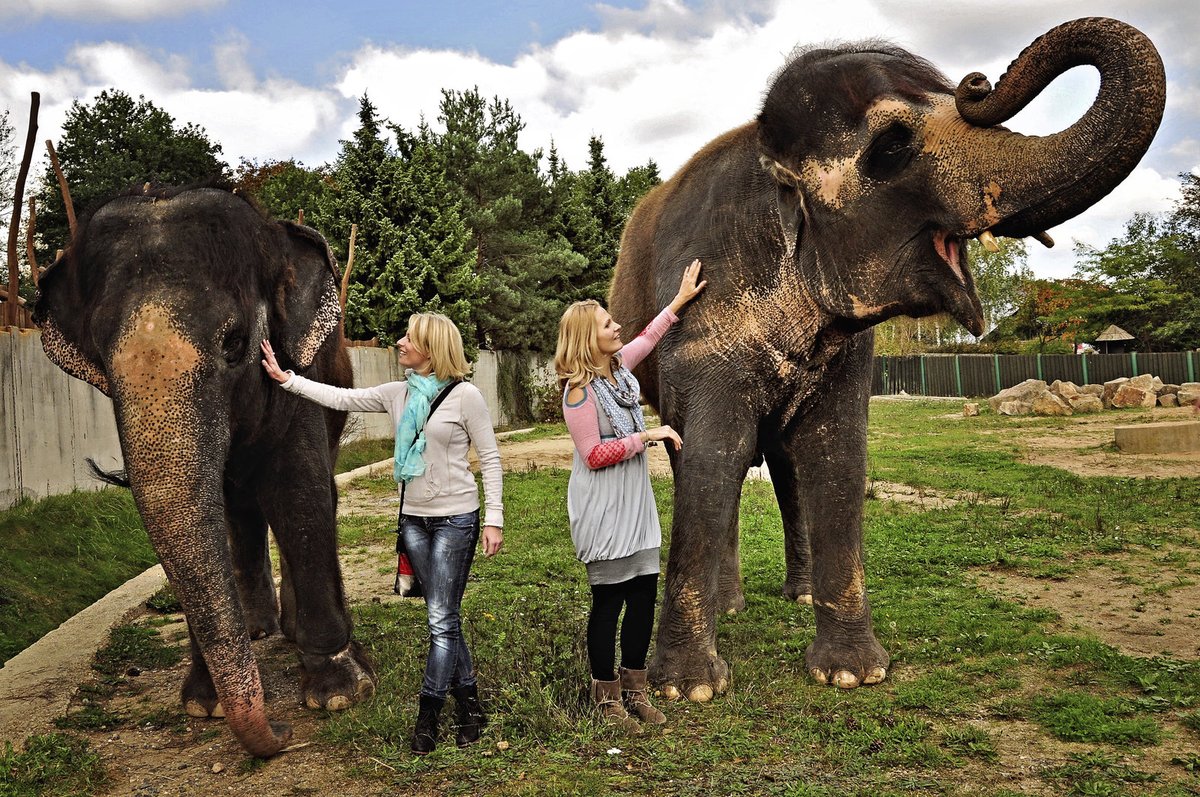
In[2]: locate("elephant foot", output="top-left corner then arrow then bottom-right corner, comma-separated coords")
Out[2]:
243,609 -> 280,641
782,579 -> 813,605
649,646 -> 731,703
804,633 -> 889,690
299,641 -> 376,711
182,662 -> 223,718
718,588 -> 746,616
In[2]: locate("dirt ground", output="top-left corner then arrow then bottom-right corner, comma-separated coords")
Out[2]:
5,403 -> 1200,795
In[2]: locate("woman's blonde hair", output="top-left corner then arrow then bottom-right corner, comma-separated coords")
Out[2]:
406,312 -> 471,381
554,300 -> 614,390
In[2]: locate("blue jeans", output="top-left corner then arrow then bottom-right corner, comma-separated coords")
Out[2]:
400,510 -> 479,699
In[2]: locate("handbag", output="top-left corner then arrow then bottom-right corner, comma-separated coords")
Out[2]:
393,380 -> 461,596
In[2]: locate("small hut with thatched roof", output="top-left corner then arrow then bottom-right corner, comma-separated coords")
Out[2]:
1095,324 -> 1135,354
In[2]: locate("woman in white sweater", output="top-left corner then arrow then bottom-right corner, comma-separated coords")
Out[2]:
260,312 -> 502,755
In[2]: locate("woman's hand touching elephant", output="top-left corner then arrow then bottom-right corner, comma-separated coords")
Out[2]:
668,259 -> 707,315
260,340 -> 291,384
641,424 -> 682,451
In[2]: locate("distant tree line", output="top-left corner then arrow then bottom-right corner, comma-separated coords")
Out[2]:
29,88 -> 659,353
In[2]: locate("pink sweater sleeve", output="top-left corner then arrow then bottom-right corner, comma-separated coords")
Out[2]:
617,307 -> 678,371
563,385 -> 646,469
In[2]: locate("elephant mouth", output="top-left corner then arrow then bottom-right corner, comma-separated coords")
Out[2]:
931,230 -> 967,286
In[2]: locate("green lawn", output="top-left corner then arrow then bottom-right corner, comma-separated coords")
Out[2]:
5,400 -> 1200,795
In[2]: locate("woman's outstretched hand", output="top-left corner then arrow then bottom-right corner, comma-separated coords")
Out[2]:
643,424 -> 682,451
260,340 -> 290,384
669,258 -> 707,315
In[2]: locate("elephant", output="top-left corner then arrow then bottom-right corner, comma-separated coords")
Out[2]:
34,184 -> 376,757
608,17 -> 1165,700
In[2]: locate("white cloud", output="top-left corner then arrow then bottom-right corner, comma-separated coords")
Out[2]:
0,0 -> 225,22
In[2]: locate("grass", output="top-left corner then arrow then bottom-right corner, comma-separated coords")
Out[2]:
335,436 -> 394,474
0,490 -> 152,667
0,733 -> 107,797
6,399 -> 1200,795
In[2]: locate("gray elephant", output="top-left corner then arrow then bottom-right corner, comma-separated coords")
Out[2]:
609,18 -> 1164,700
34,184 -> 375,757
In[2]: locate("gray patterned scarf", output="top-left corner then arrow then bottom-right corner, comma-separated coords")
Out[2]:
591,362 -> 646,438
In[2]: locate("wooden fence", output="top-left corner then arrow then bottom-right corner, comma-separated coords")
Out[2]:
872,351 -> 1200,398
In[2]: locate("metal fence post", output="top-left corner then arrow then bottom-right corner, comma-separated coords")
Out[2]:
1081,353 -> 1089,385
954,355 -> 963,397
1189,351 -> 1195,383
1130,351 -> 1138,377
993,354 -> 1001,394
1036,353 -> 1043,381
919,355 -> 927,396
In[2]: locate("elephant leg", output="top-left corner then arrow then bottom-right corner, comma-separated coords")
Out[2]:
765,450 -> 813,604
788,348 -> 888,689
261,463 -> 375,712
651,417 -> 756,702
717,516 -> 746,614
278,555 -> 296,642
226,486 -> 280,640
181,627 -> 223,718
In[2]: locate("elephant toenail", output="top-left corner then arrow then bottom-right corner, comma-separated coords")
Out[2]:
797,594 -> 813,605
210,703 -> 225,718
687,685 -> 714,702
716,676 -> 730,692
305,695 -> 322,710
662,684 -> 682,700
356,679 -> 375,698
833,670 -> 859,689
326,695 -> 351,711
864,666 -> 887,684
809,667 -> 828,684
185,700 -> 210,718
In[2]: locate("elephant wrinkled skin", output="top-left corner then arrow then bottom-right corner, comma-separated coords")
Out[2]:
609,18 -> 1165,700
34,185 -> 376,757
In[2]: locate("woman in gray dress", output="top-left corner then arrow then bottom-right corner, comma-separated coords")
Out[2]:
553,259 -> 705,728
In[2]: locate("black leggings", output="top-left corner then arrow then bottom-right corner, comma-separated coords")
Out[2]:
586,573 -> 659,681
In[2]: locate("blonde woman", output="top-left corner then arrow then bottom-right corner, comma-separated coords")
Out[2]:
261,312 -> 502,755
553,259 -> 705,728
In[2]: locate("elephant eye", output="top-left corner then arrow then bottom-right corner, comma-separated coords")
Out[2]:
863,123 -> 915,181
221,328 -> 247,365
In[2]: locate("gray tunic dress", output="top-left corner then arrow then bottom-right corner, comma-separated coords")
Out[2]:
568,396 -> 662,585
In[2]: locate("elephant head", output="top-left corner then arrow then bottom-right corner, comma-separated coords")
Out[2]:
756,17 -> 1165,336
34,185 -> 345,757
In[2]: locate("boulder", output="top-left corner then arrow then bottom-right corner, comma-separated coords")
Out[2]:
1160,384 -> 1180,396
962,402 -> 980,417
1079,384 -> 1104,396
1031,392 -> 1073,416
1067,394 -> 1104,413
1103,377 -> 1129,406
988,379 -> 1049,413
1159,393 -> 1179,408
998,400 -> 1033,417
1049,379 -> 1080,398
1179,387 -> 1200,407
1128,374 -> 1156,392
1112,382 -> 1158,409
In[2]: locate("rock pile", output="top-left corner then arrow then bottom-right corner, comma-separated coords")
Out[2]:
984,376 -> 1200,417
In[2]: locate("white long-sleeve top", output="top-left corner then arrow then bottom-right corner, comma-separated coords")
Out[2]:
281,374 -> 503,528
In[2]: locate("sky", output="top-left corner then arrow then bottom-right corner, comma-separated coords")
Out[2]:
1,0 -> 1196,280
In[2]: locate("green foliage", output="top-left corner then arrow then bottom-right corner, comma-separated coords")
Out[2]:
335,436 -> 395,474
0,733 -> 107,796
233,158 -> 329,221
0,489 -> 154,666
36,89 -> 228,255
91,624 -> 182,679
971,237 -> 1032,336
1030,692 -> 1162,745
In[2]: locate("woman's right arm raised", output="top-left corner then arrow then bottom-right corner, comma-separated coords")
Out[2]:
260,339 -> 394,413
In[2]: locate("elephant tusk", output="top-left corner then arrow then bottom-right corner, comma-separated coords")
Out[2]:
1030,231 -> 1055,248
978,230 -> 1001,253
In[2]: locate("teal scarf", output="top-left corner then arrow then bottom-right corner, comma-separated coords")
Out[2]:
394,372 -> 452,483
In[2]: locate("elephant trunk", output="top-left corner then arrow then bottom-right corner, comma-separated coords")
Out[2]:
947,17 -> 1165,238
110,301 -> 289,757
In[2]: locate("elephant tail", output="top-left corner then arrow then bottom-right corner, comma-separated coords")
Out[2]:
87,457 -> 130,488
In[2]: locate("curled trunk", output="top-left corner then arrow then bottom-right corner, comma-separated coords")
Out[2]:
951,17 -> 1165,238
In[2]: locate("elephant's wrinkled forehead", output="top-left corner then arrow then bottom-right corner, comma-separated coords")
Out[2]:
795,94 -> 932,210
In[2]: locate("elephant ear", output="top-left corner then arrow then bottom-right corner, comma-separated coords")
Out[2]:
33,254 -> 112,396
760,156 -> 806,258
274,221 -> 342,370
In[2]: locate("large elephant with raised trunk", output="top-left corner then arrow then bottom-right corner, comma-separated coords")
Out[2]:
609,18 -> 1164,700
34,184 -> 375,757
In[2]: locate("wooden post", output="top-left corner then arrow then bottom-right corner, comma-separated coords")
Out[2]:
339,223 -> 357,313
45,139 -> 76,239
26,196 -> 38,286
297,208 -> 305,226
6,92 -> 38,327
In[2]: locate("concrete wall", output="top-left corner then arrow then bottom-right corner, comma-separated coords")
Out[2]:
1,329 -> 548,509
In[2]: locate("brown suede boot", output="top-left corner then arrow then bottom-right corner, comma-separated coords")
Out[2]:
591,678 -> 641,733
619,667 -> 666,724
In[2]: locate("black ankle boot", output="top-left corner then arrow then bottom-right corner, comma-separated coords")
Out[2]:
451,684 -> 487,747
411,694 -> 444,755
